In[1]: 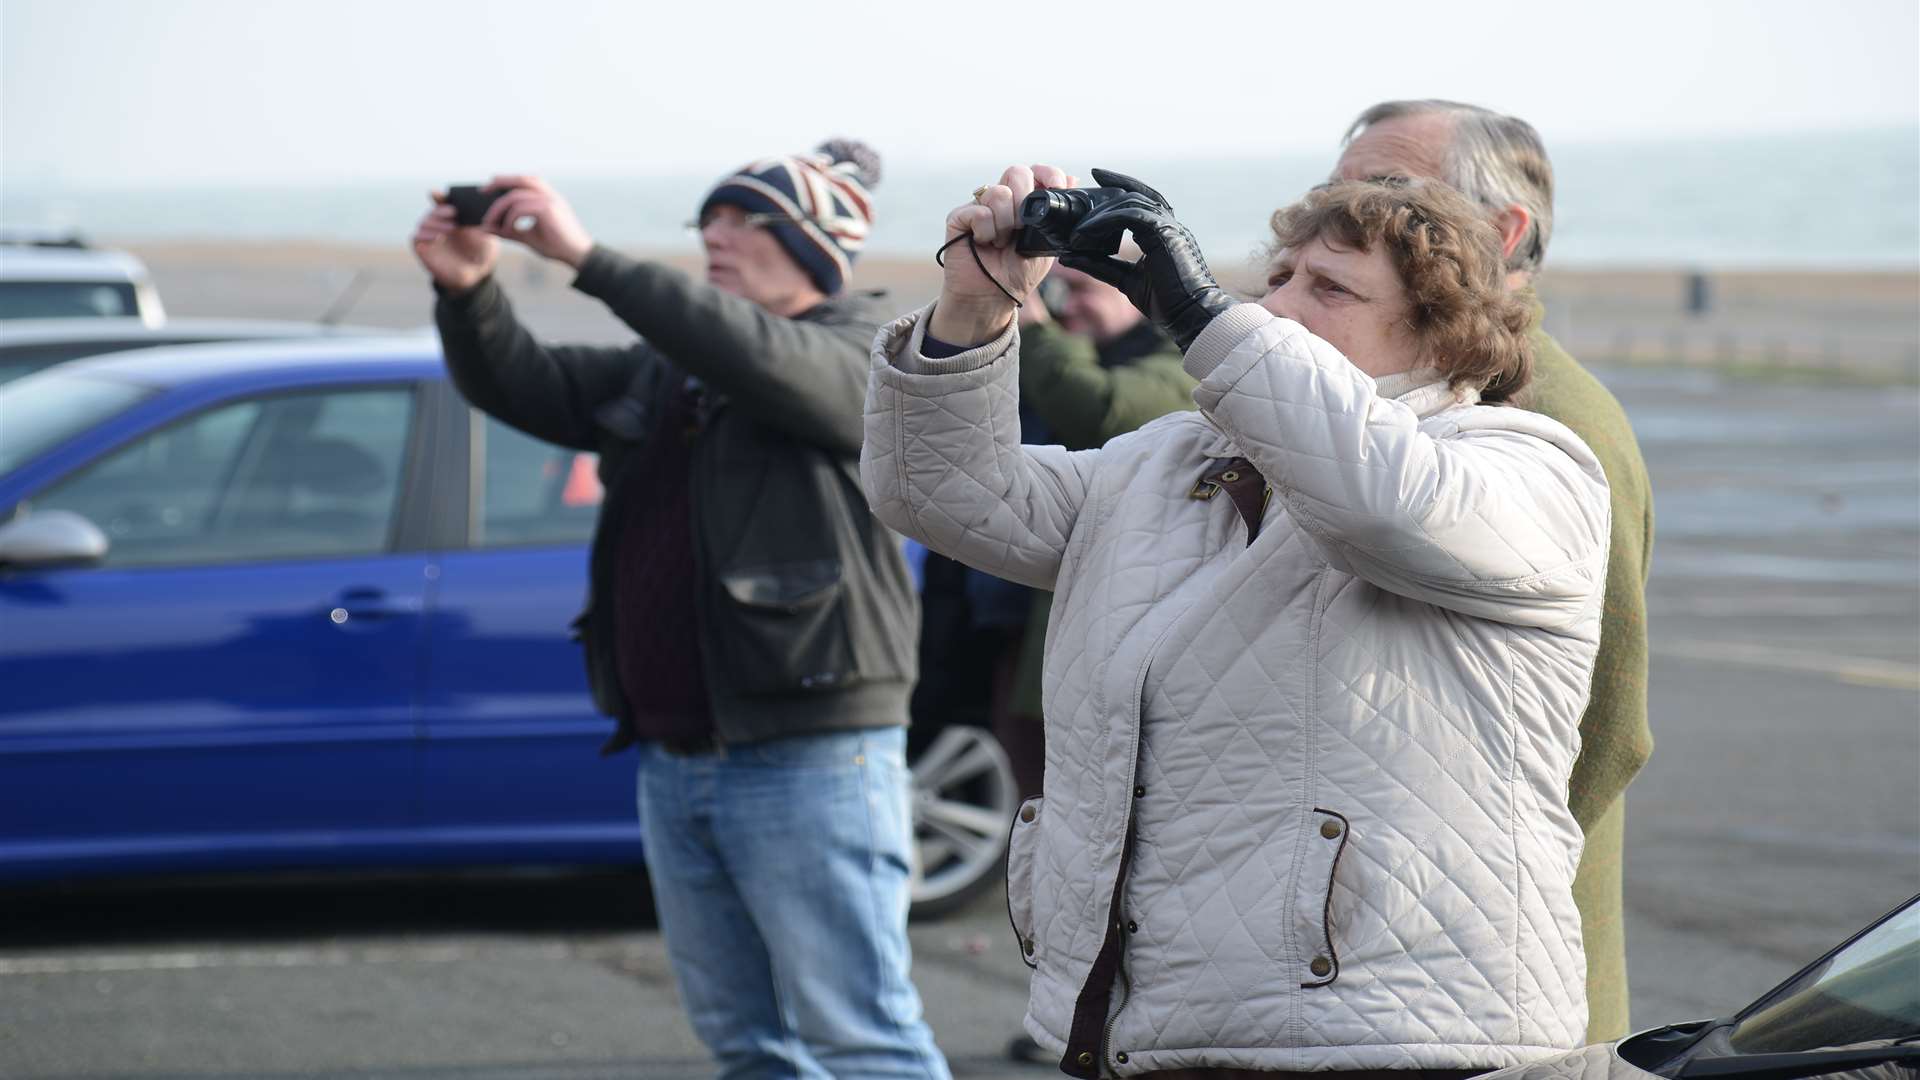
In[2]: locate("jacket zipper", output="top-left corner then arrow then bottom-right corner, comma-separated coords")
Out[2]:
1101,925 -> 1133,1073
1098,630 -> 1152,1068
1068,612 -> 1183,1076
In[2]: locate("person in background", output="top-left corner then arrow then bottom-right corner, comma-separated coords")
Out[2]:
411,140 -> 949,1079
1333,99 -> 1655,1043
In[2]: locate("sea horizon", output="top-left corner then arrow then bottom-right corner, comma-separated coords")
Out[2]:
6,126 -> 1916,271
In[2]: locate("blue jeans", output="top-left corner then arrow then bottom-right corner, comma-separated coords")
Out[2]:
636,727 -> 950,1080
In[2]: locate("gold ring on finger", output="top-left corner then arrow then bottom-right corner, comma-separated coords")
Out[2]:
972,185 -> 989,203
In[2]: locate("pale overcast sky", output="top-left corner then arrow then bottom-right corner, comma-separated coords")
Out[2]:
3,0 -> 1916,190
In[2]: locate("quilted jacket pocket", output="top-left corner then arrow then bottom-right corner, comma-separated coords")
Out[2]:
1006,795 -> 1042,970
714,559 -> 855,695
1296,807 -> 1351,988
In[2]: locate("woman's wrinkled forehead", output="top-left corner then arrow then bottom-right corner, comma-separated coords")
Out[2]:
1269,237 -> 1410,308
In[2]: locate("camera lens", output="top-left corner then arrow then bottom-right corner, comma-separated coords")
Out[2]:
1020,189 -> 1088,228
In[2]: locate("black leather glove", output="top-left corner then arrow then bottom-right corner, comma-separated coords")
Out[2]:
1059,169 -> 1239,353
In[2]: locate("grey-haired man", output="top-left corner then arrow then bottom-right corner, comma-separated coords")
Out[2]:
1334,100 -> 1655,1043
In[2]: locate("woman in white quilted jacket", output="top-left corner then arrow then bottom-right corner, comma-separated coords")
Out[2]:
861,167 -> 1611,1080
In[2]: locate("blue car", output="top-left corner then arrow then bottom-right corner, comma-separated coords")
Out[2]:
0,336 -> 637,881
0,336 -> 1021,915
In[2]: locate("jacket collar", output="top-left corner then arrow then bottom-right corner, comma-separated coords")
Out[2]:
1376,366 -> 1478,418
1197,366 -> 1475,457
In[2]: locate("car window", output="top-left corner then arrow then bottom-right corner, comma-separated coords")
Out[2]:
0,343 -> 117,387
27,386 -> 414,567
1728,901 -> 1919,1055
473,413 -> 601,547
0,372 -> 155,473
0,281 -> 140,320
0,339 -> 176,387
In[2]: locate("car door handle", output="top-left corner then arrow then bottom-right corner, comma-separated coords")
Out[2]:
328,587 -> 419,625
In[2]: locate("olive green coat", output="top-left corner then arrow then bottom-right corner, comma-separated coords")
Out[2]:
1525,323 -> 1656,1042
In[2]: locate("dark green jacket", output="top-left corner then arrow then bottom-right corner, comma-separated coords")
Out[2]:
436,246 -> 918,751
1526,323 -> 1655,1043
1018,319 -> 1198,449
1008,319 -> 1195,715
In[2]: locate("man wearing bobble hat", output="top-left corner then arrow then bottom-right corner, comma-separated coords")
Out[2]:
412,141 -> 949,1077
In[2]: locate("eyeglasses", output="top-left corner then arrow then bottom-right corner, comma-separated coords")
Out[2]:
684,211 -> 798,233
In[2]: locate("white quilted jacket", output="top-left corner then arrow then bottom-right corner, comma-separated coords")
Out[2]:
863,302 -> 1610,1076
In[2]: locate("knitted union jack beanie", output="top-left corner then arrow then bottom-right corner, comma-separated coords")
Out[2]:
698,138 -> 880,296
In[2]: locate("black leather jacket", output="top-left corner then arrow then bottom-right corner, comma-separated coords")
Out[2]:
436,246 -> 917,751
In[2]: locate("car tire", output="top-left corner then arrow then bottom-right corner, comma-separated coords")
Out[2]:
906,725 -> 1019,920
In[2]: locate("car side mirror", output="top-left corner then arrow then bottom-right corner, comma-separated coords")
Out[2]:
0,510 -> 110,569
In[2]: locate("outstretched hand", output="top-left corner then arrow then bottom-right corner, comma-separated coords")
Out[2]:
412,194 -> 499,293
1060,169 -> 1237,352
477,175 -> 596,269
930,164 -> 1077,347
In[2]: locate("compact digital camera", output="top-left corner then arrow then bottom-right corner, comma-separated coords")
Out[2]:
446,185 -> 510,227
1015,185 -> 1131,257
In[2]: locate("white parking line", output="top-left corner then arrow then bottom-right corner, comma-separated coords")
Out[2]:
1661,638 -> 1920,689
1651,595 -> 1919,618
1667,823 -> 1920,857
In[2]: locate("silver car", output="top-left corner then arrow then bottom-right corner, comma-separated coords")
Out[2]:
0,235 -> 165,325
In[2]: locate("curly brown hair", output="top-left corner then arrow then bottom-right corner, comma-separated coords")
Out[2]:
1268,178 -> 1534,403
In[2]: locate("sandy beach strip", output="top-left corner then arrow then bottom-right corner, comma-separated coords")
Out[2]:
117,240 -> 1920,376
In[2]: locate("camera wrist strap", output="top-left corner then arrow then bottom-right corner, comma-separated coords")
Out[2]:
935,233 -> 1024,308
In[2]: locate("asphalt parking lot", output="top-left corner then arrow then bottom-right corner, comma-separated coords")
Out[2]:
2,361 -> 1915,1079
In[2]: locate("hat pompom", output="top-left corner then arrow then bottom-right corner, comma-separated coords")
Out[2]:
816,138 -> 881,190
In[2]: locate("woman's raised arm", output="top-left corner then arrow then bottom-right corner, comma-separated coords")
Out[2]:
859,164 -> 1102,591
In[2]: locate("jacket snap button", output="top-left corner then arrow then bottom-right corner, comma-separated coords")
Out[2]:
1116,1052 -> 1131,1064
1310,956 -> 1332,977
1320,818 -> 1343,839
1024,938 -> 1035,956
1126,920 -> 1138,933
1134,785 -> 1145,798
1077,1051 -> 1094,1066
1020,804 -> 1037,823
